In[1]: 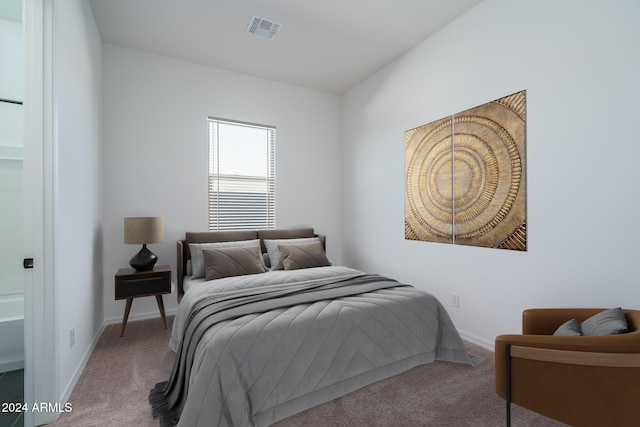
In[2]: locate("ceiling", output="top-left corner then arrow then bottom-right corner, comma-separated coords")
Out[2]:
89,0 -> 483,95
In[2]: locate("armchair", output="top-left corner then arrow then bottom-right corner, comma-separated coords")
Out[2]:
495,308 -> 640,427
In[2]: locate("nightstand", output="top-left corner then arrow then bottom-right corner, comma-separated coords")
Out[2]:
115,265 -> 171,337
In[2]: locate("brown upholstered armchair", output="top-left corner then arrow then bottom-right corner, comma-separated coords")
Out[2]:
495,308 -> 640,427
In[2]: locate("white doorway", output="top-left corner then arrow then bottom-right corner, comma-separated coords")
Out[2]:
22,0 -> 57,425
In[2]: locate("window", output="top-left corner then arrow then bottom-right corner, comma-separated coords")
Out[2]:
208,118 -> 276,230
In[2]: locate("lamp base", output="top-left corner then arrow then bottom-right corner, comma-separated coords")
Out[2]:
129,244 -> 158,271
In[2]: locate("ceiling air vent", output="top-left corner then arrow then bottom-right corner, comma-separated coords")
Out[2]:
246,15 -> 281,40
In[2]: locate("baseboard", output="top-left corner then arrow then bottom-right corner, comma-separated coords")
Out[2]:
0,358 -> 24,374
458,329 -> 494,351
59,318 -> 109,405
105,306 -> 178,326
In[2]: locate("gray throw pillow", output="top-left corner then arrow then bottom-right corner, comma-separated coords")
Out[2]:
189,239 -> 261,279
264,237 -> 320,270
202,245 -> 265,280
580,307 -> 628,336
553,318 -> 582,336
278,241 -> 331,270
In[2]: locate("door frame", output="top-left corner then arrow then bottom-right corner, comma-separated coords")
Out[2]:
23,0 -> 57,425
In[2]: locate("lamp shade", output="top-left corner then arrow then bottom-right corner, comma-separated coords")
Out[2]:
124,217 -> 164,244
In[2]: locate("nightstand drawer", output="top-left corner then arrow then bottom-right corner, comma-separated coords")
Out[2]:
115,266 -> 171,299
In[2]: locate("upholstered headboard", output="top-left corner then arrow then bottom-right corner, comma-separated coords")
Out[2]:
176,228 -> 326,301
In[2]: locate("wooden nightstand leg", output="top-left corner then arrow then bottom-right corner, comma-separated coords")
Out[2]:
156,295 -> 167,329
121,298 -> 133,337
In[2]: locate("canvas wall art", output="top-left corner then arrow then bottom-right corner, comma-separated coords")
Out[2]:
405,90 -> 526,251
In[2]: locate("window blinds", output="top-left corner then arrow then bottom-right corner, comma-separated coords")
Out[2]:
208,119 -> 276,230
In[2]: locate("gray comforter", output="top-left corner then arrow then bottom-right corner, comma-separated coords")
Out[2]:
151,266 -> 481,427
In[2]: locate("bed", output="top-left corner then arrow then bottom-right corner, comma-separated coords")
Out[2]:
150,228 -> 481,427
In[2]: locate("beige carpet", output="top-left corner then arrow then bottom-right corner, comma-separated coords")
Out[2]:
49,316 -> 565,427
50,317 -> 175,427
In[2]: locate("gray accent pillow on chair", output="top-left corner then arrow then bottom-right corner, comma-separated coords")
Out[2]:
202,245 -> 265,280
278,241 -> 331,270
581,307 -> 628,336
553,319 -> 582,336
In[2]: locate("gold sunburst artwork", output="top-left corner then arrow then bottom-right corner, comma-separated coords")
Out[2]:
405,90 -> 526,251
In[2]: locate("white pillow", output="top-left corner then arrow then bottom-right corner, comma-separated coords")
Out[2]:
188,239 -> 261,279
264,237 -> 320,270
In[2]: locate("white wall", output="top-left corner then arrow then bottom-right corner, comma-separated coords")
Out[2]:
102,45 -> 343,321
342,0 -> 640,347
54,0 -> 103,400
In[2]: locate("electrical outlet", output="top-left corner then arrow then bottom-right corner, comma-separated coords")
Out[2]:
451,293 -> 460,308
70,327 -> 75,348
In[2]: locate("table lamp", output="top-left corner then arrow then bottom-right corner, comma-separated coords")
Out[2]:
124,217 -> 164,271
